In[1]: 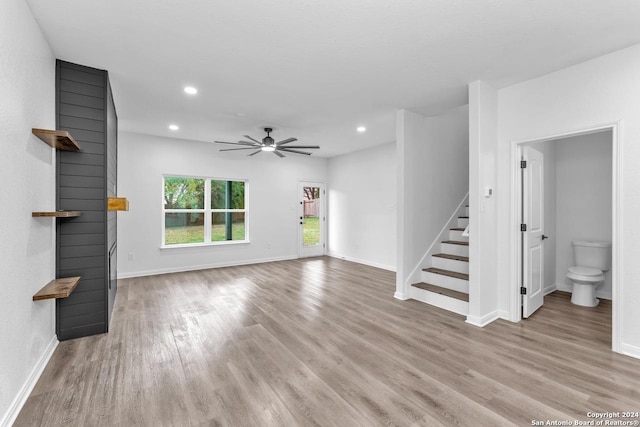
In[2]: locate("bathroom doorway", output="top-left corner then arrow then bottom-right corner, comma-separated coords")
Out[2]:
512,125 -> 620,350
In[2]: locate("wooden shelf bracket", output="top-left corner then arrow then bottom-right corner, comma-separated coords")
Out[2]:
108,197 -> 129,211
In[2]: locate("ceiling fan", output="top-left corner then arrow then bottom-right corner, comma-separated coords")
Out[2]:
215,127 -> 320,157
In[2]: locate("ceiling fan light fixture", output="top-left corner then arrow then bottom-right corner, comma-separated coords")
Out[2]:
184,86 -> 198,95
215,127 -> 319,157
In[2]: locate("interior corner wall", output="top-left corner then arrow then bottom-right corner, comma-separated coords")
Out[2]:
0,0 -> 57,424
116,132 -> 328,278
396,106 -> 469,297
496,43 -> 640,357
468,81 -> 499,324
327,143 -> 396,271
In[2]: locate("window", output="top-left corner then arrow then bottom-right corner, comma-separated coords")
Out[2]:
163,176 -> 247,246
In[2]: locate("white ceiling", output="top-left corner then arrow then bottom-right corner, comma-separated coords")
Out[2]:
26,0 -> 640,158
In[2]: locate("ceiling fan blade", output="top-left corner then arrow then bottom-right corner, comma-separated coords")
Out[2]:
215,140 -> 257,146
243,135 -> 262,144
219,147 -> 262,151
248,150 -> 262,156
275,137 -> 297,145
238,140 -> 261,146
279,148 -> 312,155
278,145 -> 319,149
273,150 -> 285,158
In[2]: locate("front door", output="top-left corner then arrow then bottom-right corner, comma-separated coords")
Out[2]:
298,182 -> 325,257
522,146 -> 545,318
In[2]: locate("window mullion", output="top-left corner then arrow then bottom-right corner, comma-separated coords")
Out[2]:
204,179 -> 211,243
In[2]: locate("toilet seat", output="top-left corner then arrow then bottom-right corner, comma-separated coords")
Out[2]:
567,266 -> 604,282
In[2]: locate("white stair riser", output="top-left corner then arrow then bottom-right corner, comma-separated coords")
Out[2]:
465,206 -> 469,216
449,229 -> 468,241
432,257 -> 469,274
421,272 -> 469,293
457,217 -> 469,228
410,286 -> 469,316
441,243 -> 469,257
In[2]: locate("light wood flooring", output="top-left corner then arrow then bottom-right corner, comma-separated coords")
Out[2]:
15,257 -> 640,426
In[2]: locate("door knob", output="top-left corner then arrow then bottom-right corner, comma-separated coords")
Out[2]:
541,235 -> 549,240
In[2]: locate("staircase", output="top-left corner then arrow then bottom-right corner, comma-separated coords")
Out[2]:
410,206 -> 469,316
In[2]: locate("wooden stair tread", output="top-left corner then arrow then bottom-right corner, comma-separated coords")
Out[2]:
458,216 -> 469,219
412,283 -> 469,302
450,227 -> 465,231
433,253 -> 469,262
422,267 -> 469,281
442,240 -> 469,246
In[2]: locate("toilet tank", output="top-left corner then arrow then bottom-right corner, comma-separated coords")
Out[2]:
572,240 -> 612,271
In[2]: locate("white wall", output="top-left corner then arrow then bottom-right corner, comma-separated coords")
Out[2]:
117,132 -> 328,277
468,82 -> 499,325
327,143 -> 396,271
0,0 -> 58,424
396,106 -> 469,298
554,131 -> 612,299
493,43 -> 640,357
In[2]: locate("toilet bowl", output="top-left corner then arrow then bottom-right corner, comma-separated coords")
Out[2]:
566,240 -> 611,307
566,266 -> 604,307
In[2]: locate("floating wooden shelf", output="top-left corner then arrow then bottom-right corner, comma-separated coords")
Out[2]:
108,197 -> 129,211
32,128 -> 80,151
33,277 -> 81,301
32,211 -> 81,218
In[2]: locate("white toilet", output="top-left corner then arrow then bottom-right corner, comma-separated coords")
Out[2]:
566,240 -> 611,307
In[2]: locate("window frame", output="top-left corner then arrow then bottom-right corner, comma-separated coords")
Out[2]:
161,174 -> 249,248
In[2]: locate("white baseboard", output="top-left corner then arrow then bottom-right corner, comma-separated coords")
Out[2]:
1,335 -> 58,427
552,283 -> 612,301
326,252 -> 396,272
117,255 -> 298,279
556,283 -> 572,293
618,342 -> 640,360
394,291 -> 409,300
543,284 -> 557,296
497,310 -> 511,321
466,310 -> 500,327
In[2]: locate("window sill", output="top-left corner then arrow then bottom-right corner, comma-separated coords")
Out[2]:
160,240 -> 250,250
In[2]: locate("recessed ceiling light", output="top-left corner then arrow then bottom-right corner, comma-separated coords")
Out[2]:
169,124 -> 179,131
357,126 -> 366,133
184,86 -> 198,95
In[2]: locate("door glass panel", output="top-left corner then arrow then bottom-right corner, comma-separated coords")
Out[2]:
302,186 -> 320,247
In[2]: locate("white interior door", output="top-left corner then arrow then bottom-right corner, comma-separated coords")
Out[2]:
298,182 -> 325,257
522,146 -> 545,318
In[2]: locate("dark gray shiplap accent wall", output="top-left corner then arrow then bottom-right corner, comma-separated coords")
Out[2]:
56,60 -> 117,340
